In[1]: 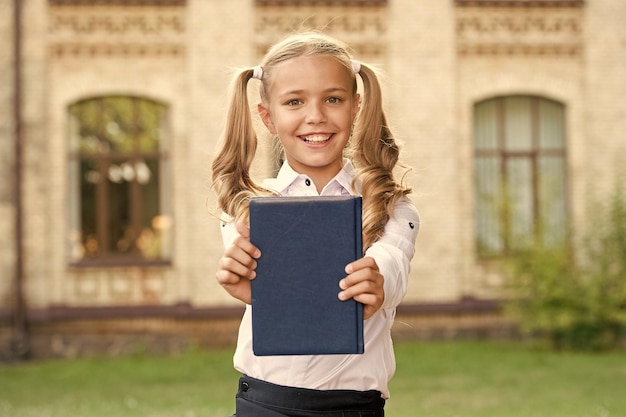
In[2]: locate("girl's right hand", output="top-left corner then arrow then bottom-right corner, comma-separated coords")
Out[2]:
215,221 -> 261,304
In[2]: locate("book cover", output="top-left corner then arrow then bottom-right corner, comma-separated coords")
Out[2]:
249,195 -> 364,356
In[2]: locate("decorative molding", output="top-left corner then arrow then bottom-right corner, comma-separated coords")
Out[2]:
50,43 -> 185,58
255,10 -> 387,35
49,0 -> 186,5
49,4 -> 185,58
458,43 -> 581,56
456,0 -> 584,6
254,42 -> 385,58
49,7 -> 185,36
256,0 -> 386,6
456,7 -> 583,56
254,6 -> 387,58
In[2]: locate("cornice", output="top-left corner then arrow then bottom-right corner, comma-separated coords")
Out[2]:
256,0 -> 386,6
49,0 -> 185,5
456,0 -> 584,6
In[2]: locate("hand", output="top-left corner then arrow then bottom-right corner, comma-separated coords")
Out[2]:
338,257 -> 384,320
215,221 -> 261,304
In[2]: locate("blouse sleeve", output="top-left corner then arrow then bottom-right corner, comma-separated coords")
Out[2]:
219,213 -> 239,248
364,197 -> 420,311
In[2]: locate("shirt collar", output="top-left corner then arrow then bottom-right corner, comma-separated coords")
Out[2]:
263,159 -> 359,196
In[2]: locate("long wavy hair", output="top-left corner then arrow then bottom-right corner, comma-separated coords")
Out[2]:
212,31 -> 411,250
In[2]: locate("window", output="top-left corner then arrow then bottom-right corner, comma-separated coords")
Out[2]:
68,96 -> 172,265
473,96 -> 568,257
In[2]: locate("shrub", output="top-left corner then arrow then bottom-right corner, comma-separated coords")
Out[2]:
505,182 -> 626,351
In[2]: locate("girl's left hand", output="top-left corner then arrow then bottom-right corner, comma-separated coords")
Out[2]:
338,257 -> 384,320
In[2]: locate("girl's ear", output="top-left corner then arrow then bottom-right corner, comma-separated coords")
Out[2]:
258,103 -> 277,135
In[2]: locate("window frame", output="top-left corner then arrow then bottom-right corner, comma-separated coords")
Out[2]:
67,95 -> 172,268
473,95 -> 569,258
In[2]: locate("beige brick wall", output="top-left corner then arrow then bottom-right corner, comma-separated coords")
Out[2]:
584,0 -> 626,201
185,0 -> 256,308
456,8 -> 586,298
387,0 -> 461,302
0,1 -> 16,308
20,0 -> 49,309
1,0 -> 625,314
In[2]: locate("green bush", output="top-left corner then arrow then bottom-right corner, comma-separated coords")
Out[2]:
505,182 -> 626,351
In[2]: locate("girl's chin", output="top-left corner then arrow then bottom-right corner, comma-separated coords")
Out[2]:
288,157 -> 344,171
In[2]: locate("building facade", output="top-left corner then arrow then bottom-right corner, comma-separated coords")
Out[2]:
1,0 -> 625,358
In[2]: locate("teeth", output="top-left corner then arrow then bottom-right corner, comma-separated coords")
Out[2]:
303,134 -> 331,143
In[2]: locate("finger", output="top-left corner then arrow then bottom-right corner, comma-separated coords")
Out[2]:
338,279 -> 378,301
340,285 -> 384,321
218,255 -> 256,281
345,256 -> 378,274
233,235 -> 261,259
215,268 -> 246,286
339,266 -> 382,291
352,292 -> 382,306
232,222 -> 261,259
350,287 -> 385,317
235,220 -> 251,239
225,241 -> 259,267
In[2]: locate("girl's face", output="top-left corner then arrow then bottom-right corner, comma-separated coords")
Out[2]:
258,55 -> 360,188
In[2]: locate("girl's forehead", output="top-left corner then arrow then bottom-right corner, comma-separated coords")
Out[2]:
267,55 -> 352,93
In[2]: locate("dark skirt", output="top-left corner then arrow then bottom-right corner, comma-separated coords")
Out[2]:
233,375 -> 385,417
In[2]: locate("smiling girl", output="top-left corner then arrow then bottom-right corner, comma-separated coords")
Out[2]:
212,32 -> 419,417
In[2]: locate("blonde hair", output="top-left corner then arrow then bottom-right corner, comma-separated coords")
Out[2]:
211,32 -> 411,249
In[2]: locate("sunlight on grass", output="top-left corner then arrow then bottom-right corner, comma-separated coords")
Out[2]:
0,347 -> 239,417
1,341 -> 625,417
387,341 -> 626,417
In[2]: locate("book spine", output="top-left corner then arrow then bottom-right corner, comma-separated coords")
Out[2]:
355,197 -> 365,354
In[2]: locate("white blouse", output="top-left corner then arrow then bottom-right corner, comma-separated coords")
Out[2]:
220,160 -> 419,399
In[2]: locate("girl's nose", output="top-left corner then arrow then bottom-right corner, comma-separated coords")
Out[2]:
306,102 -> 327,124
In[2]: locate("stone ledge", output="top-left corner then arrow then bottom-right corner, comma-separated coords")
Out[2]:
0,298 -> 516,360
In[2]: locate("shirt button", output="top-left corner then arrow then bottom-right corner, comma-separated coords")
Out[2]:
305,179 -> 311,186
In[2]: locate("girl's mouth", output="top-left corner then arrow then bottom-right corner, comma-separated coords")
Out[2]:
301,134 -> 333,144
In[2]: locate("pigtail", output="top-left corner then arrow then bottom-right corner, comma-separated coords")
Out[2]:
211,69 -> 272,223
351,63 -> 412,249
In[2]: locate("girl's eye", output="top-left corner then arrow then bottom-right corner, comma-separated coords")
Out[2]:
327,97 -> 342,104
286,99 -> 301,106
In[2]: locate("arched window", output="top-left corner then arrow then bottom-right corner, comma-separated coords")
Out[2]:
67,96 -> 172,265
473,95 -> 568,257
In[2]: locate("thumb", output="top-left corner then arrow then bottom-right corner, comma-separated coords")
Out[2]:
235,220 -> 250,239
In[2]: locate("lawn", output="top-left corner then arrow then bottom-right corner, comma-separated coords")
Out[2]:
1,341 -> 625,417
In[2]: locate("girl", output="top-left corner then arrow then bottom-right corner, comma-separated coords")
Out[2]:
212,32 -> 419,417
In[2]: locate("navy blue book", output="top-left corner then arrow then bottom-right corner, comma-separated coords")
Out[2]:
249,196 -> 364,356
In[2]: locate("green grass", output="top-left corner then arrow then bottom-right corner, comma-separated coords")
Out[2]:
387,342 -> 626,417
1,341 -> 625,417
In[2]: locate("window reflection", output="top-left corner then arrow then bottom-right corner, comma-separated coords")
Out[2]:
68,96 -> 171,264
473,96 -> 568,257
